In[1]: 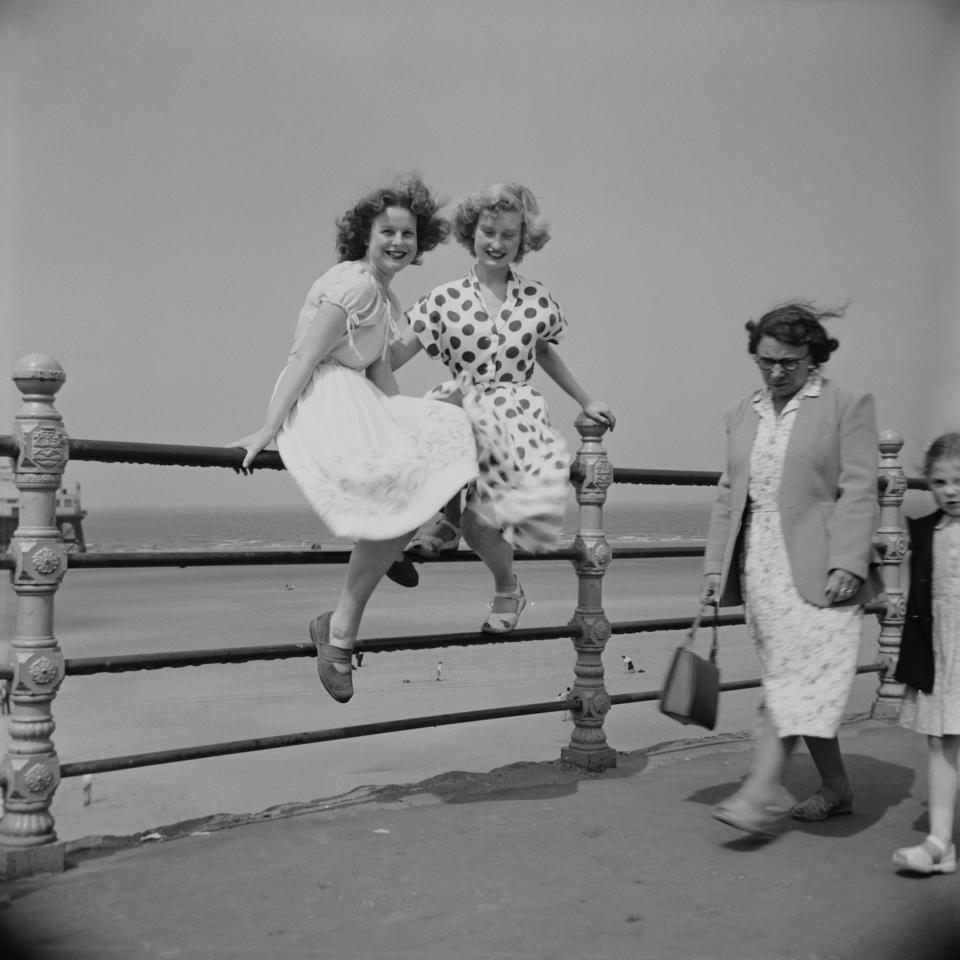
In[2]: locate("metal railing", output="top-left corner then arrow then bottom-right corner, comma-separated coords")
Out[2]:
0,353 -> 914,876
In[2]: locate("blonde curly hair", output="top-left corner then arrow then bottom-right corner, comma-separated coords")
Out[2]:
451,183 -> 550,262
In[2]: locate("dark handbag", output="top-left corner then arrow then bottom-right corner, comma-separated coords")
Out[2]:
659,605 -> 720,730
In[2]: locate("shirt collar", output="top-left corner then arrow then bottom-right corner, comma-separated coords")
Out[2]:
935,512 -> 960,529
751,369 -> 824,413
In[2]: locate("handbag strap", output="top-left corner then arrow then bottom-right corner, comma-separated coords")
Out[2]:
684,601 -> 720,665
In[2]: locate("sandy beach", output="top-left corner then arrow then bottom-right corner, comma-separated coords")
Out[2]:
0,556 -> 883,842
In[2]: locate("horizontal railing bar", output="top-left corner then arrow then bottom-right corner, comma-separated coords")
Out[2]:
68,438 -> 285,470
59,699 -> 571,775
0,543 -> 709,571
613,467 -> 720,486
58,615 -> 750,676
1,607 -> 885,681
608,662 -> 884,706
58,662 -> 884,777
0,434 -> 929,489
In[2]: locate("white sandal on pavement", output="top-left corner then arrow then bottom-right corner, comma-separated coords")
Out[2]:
892,835 -> 957,875
481,578 -> 526,634
406,516 -> 461,558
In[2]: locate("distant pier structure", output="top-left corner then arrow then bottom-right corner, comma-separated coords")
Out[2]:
0,460 -> 87,553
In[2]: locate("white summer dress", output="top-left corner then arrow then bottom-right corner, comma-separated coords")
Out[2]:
407,268 -> 571,552
276,261 -> 478,541
899,519 -> 960,736
743,376 -> 863,738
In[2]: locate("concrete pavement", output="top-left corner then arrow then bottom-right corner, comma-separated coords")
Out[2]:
2,718 -> 959,960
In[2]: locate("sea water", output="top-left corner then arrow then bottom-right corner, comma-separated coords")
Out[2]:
79,499 -> 712,553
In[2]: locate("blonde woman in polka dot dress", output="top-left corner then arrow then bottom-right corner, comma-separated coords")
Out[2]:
393,183 -> 615,633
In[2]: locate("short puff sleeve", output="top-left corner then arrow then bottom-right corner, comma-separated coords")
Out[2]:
532,284 -> 566,346
407,294 -> 446,361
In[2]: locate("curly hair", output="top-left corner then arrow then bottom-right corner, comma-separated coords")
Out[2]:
334,176 -> 449,264
745,300 -> 844,366
923,432 -> 960,478
451,183 -> 550,262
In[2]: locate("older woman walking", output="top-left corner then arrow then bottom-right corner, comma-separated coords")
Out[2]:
702,301 -> 880,838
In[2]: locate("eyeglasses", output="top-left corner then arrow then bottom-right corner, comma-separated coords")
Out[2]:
754,355 -> 808,372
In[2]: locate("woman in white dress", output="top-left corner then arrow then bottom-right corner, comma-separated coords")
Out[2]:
231,178 -> 477,703
702,301 -> 881,838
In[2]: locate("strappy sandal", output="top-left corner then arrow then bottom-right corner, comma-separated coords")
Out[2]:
309,612 -> 354,703
406,516 -> 461,558
893,835 -> 957,875
481,578 -> 526,634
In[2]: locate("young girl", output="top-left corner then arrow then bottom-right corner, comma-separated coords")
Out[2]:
392,183 -> 615,633
230,177 -> 477,704
893,432 -> 960,874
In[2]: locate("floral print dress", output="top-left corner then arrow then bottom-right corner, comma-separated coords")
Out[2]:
743,374 -> 863,738
276,261 -> 477,541
899,520 -> 960,736
408,269 -> 571,551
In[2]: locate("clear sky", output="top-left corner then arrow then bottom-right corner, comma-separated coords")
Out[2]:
2,0 -> 958,510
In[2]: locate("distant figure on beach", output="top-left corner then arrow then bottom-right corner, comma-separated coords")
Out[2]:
393,183 -> 615,632
81,773 -> 93,807
353,651 -> 364,670
703,301 -> 881,840
436,660 -> 443,682
229,178 -> 477,704
892,433 -> 960,875
621,655 -> 636,674
0,677 -> 10,715
558,687 -> 572,721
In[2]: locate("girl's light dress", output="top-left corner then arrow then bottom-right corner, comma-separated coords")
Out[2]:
276,261 -> 478,541
407,268 -> 571,552
899,520 -> 960,736
743,377 -> 863,738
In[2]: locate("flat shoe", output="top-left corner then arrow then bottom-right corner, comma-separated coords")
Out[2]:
712,794 -> 790,839
481,579 -> 526,634
309,612 -> 354,703
790,789 -> 854,822
386,553 -> 419,588
893,836 -> 957,875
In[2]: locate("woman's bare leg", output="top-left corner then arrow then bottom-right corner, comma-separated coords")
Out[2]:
327,532 -> 414,670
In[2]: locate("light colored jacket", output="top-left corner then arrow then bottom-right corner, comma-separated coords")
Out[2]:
703,377 -> 880,608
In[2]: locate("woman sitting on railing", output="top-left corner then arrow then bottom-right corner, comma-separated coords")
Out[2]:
702,301 -> 881,838
392,182 -> 615,633
229,176 -> 477,704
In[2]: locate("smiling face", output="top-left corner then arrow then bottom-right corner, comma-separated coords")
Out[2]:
365,206 -> 417,281
927,458 -> 960,518
754,335 -> 812,404
473,209 -> 523,273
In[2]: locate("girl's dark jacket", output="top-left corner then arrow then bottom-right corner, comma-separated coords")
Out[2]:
893,510 -> 941,694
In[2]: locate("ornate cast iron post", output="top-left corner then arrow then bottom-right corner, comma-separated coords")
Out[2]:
0,354 -> 69,876
561,413 -> 616,771
873,430 -> 907,721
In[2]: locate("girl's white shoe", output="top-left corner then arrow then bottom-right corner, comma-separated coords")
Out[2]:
892,835 -> 957,875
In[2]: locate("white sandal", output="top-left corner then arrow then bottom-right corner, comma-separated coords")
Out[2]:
406,516 -> 461,558
892,835 -> 957,875
481,578 -> 526,634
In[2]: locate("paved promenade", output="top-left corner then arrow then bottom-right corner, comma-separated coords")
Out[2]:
2,718 -> 959,960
